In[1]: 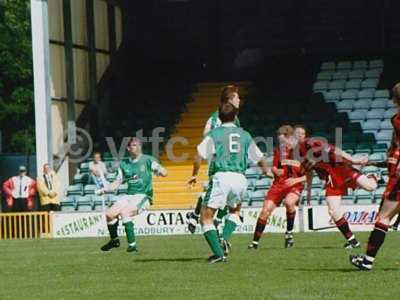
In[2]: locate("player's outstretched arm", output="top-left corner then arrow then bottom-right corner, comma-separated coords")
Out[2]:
334,147 -> 368,165
188,154 -> 202,187
152,161 -> 168,177
257,158 -> 271,178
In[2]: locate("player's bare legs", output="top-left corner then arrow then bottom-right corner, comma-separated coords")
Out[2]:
284,192 -> 299,248
200,206 -> 226,263
248,200 -> 277,249
101,200 -> 128,251
102,198 -> 140,252
326,196 -> 360,249
351,200 -> 400,270
356,174 -> 378,192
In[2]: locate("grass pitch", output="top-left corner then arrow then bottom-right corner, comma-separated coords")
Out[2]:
1,232 -> 400,299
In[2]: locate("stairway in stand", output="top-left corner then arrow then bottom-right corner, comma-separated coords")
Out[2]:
152,81 -> 250,209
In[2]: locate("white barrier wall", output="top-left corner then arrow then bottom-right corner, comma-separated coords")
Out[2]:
52,207 -> 300,238
52,205 -> 380,238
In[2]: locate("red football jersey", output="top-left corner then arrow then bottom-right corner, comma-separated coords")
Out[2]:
272,147 -> 303,183
387,113 -> 400,177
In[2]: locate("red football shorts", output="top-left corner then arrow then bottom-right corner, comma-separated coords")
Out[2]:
325,166 -> 362,197
383,177 -> 400,202
265,181 -> 304,205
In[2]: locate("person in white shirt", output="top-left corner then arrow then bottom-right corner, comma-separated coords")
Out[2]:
89,152 -> 109,193
2,166 -> 36,212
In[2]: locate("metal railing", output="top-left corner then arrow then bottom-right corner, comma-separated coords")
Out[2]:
0,212 -> 52,240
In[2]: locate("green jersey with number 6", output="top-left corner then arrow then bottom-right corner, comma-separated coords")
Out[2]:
198,123 -> 263,176
117,154 -> 163,204
207,111 -> 240,176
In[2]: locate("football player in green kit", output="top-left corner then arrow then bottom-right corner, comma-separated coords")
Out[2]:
188,101 -> 269,263
187,85 -> 241,234
100,137 -> 167,252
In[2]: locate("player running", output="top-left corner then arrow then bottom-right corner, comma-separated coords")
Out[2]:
350,83 -> 400,270
100,137 -> 167,252
187,85 -> 241,234
248,125 -> 308,250
300,136 -> 377,249
188,102 -> 269,263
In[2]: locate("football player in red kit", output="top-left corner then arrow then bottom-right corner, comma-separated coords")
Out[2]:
248,125 -> 309,249
350,83 -> 400,270
300,136 -> 378,249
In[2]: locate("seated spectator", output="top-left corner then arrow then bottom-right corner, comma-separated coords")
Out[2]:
2,166 -> 36,212
89,152 -> 109,194
37,163 -> 60,211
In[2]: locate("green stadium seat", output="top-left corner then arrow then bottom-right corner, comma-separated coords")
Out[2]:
245,168 -> 260,179
374,89 -> 389,98
365,69 -> 381,79
313,81 -> 329,92
370,98 -> 388,109
60,196 -> 76,211
336,100 -> 354,112
372,143 -> 388,152
84,184 -> 97,195
369,152 -> 385,162
323,90 -> 341,102
376,130 -> 392,142
337,61 -> 352,70
380,119 -> 392,130
366,109 -> 385,120
311,177 -> 322,188
345,79 -> 362,90
321,61 -> 335,71
76,196 -> 93,212
254,178 -> 271,190
329,80 -> 346,90
358,89 -> 375,99
317,72 -> 332,81
67,184 -> 83,196
92,195 -> 108,211
73,172 -> 89,185
106,172 -> 117,182
80,162 -> 89,173
348,110 -> 367,122
374,187 -> 385,202
361,79 -> 379,89
355,189 -> 373,202
333,71 -> 348,80
249,190 -> 265,205
117,183 -> 128,194
341,90 -> 358,100
353,60 -> 368,70
362,119 -> 380,131
348,70 -> 364,79
362,165 -> 380,175
369,59 -> 384,69
353,99 -> 371,110
384,108 -> 396,119
107,194 -> 117,205
354,143 -> 371,154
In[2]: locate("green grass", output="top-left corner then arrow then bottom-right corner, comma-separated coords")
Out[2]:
1,233 -> 400,299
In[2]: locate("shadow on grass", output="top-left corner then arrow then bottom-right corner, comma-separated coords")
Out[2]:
133,257 -> 206,263
285,267 -> 399,272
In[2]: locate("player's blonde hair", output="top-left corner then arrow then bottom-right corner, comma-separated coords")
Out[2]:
276,125 -> 294,137
392,82 -> 400,105
220,85 -> 239,104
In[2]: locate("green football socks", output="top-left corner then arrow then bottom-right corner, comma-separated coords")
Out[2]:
203,224 -> 224,257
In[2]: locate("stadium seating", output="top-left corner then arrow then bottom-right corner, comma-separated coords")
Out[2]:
61,58 -> 392,211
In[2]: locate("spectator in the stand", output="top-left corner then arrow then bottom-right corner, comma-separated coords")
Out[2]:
37,163 -> 60,211
2,166 -> 36,212
89,152 -> 109,194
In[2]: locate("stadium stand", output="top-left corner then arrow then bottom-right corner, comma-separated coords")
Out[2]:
61,57 -> 393,212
